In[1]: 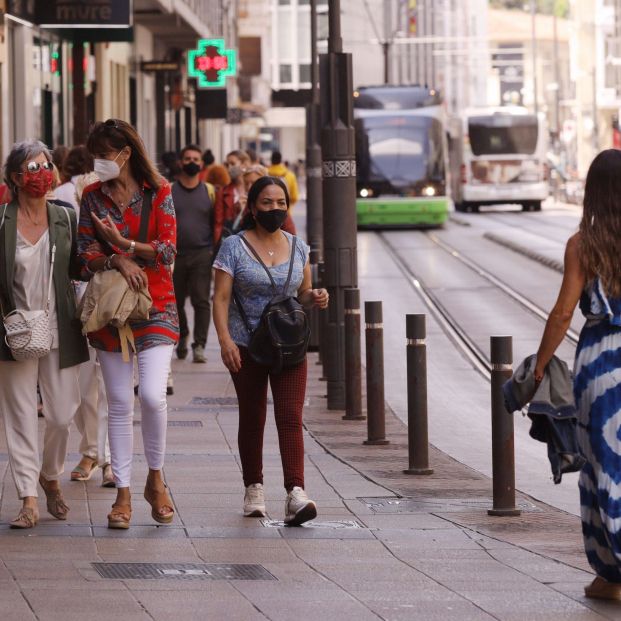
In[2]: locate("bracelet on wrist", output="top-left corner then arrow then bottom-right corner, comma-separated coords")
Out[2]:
104,253 -> 117,271
127,240 -> 136,254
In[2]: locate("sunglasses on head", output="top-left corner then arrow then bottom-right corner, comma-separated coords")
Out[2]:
104,119 -> 120,129
19,161 -> 53,174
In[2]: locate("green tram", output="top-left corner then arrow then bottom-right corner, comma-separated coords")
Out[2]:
354,85 -> 450,228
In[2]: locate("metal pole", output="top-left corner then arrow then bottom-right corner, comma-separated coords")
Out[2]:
403,314 -> 433,475
306,0 -> 323,262
488,336 -> 521,517
383,0 -> 391,84
344,289 -> 365,421
364,302 -> 389,445
320,0 -> 358,409
72,41 -> 88,145
552,11 -> 561,141
306,0 -> 323,351
530,0 -> 538,115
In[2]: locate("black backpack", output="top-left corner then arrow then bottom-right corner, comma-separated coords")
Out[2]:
234,234 -> 310,373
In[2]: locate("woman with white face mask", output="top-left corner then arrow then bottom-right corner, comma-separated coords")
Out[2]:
77,119 -> 179,529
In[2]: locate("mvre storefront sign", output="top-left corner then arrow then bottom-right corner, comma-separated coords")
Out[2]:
6,0 -> 132,28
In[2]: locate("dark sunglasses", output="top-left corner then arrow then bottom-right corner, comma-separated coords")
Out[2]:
19,161 -> 54,174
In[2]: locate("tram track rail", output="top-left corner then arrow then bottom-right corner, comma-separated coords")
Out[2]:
377,231 -> 579,381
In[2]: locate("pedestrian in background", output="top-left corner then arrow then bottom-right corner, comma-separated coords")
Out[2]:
160,150 -> 180,183
205,163 -> 230,193
198,148 -> 215,183
52,145 -> 70,185
56,145 -> 114,487
213,149 -> 250,248
0,140 -> 89,529
268,150 -> 299,209
172,144 -> 216,363
212,176 -> 328,525
533,149 -> 621,601
78,119 -> 178,529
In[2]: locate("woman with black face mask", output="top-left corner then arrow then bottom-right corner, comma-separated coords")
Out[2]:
212,176 -> 328,526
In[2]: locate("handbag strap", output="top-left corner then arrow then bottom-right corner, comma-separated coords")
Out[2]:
45,244 -> 56,311
138,188 -> 153,243
0,204 -> 6,317
233,233 -> 298,337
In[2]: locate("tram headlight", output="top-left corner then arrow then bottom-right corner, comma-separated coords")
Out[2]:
422,185 -> 436,197
359,188 -> 373,198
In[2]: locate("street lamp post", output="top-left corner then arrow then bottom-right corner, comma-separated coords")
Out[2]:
306,0 -> 323,262
320,0 -> 359,410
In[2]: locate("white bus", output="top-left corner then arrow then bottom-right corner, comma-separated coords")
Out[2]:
449,106 -> 548,212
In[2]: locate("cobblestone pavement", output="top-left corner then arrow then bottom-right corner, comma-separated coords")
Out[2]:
0,336 -> 618,620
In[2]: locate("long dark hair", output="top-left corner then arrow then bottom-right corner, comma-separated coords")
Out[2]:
86,119 -> 163,190
579,149 -> 621,296
246,175 -> 290,212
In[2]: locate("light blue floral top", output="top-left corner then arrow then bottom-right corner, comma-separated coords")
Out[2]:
213,231 -> 309,347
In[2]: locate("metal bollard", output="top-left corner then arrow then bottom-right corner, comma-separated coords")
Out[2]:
343,289 -> 365,421
307,250 -> 321,352
364,301 -> 389,445
488,336 -> 521,517
317,260 -> 328,380
403,314 -> 433,475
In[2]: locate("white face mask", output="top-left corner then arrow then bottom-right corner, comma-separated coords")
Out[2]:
94,151 -> 123,182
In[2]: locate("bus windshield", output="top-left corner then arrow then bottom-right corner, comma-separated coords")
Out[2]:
356,115 -> 444,192
468,114 -> 538,156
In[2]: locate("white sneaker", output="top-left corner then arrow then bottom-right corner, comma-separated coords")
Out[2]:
243,483 -> 266,517
284,487 -> 317,526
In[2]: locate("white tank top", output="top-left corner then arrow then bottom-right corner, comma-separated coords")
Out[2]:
14,228 -> 59,348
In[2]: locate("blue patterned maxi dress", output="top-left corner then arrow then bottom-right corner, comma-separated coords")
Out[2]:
574,278 -> 621,581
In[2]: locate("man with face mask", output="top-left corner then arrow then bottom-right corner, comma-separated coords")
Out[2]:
171,145 -> 216,363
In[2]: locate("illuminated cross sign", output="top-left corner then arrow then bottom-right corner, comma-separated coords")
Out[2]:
188,39 -> 237,88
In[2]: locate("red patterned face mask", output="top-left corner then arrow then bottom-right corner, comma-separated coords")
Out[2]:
21,169 -> 54,198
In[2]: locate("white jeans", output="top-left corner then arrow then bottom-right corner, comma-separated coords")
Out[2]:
97,345 -> 173,488
0,349 -> 80,498
74,347 -> 110,466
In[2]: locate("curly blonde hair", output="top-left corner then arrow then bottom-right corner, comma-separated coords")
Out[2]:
579,149 -> 621,297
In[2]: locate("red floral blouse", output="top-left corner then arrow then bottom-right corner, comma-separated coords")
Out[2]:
77,180 -> 179,352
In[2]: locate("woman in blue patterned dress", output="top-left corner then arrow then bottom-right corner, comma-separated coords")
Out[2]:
535,149 -> 621,601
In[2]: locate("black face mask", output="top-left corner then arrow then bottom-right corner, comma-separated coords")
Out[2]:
255,208 -> 288,233
182,162 -> 201,177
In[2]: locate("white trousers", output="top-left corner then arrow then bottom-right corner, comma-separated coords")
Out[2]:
74,347 -> 110,466
0,349 -> 80,498
97,345 -> 173,488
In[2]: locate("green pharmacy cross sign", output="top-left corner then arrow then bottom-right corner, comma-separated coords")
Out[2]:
188,39 -> 237,88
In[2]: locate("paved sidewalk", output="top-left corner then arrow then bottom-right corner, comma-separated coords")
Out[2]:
0,336 -> 618,620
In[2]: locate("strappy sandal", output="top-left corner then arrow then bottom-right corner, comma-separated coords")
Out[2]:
144,483 -> 175,524
101,464 -> 115,488
39,476 -> 69,520
71,457 -> 98,481
9,507 -> 39,529
107,502 -> 132,529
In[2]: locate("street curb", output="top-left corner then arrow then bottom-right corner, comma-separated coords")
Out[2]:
483,231 -> 564,274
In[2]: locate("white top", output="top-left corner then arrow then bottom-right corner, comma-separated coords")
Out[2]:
14,228 -> 59,347
54,178 -> 79,210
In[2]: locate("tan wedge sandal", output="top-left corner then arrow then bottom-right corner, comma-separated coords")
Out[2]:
10,507 -> 39,529
107,503 -> 132,529
144,484 -> 174,524
39,476 -> 69,520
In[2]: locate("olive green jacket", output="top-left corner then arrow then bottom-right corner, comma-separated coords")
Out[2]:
0,201 -> 89,368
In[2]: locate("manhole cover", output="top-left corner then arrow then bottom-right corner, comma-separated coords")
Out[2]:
260,519 -> 362,529
92,562 -> 276,581
133,421 -> 202,427
359,497 -> 541,513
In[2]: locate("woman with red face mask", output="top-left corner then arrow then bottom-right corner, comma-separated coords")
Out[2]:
0,140 -> 89,529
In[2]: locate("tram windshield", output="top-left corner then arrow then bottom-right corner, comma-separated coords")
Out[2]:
468,114 -> 538,156
355,115 -> 445,195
